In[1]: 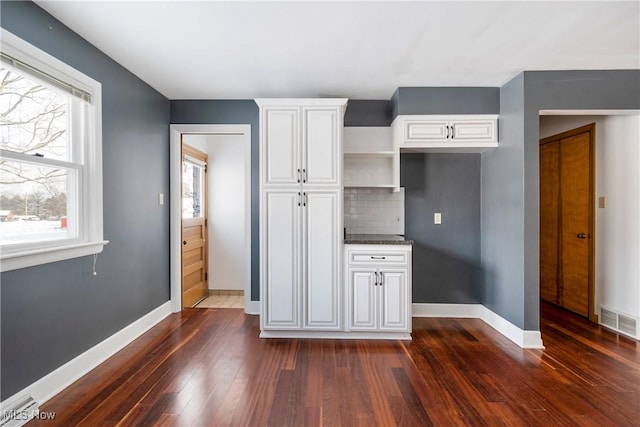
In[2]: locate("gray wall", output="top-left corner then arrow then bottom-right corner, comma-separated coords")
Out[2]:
402,154 -> 482,303
392,87 -> 500,118
480,74 -> 526,328
482,70 -> 640,330
344,100 -> 391,126
170,100 -> 260,301
1,1 -> 170,399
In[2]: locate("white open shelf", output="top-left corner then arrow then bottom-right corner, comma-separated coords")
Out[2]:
343,127 -> 399,191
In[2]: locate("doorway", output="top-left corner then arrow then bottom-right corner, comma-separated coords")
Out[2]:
539,124 -> 594,319
170,125 -> 252,313
181,142 -> 209,307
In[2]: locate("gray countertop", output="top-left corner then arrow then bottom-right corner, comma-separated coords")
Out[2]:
344,234 -> 414,245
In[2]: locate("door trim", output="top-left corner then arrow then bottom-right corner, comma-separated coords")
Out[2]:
540,123 -> 596,322
170,124 -> 252,313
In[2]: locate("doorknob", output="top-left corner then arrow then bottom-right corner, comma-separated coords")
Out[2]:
577,233 -> 588,239
182,240 -> 187,245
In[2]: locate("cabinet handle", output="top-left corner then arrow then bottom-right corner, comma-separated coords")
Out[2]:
303,192 -> 307,207
298,192 -> 301,207
297,168 -> 301,183
370,256 -> 386,260
450,125 -> 455,139
446,125 -> 450,139
303,168 -> 307,183
380,271 -> 384,285
374,271 -> 379,286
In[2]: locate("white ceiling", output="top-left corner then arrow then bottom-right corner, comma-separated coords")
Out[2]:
35,1 -> 640,100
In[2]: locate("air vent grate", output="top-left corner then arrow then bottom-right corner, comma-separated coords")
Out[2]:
619,314 -> 637,337
0,395 -> 38,427
600,307 -> 618,329
600,306 -> 639,340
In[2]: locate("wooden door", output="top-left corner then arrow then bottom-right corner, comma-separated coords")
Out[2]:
262,190 -> 301,329
303,190 -> 340,330
540,141 -> 560,304
539,124 -> 593,318
181,143 -> 208,308
559,132 -> 591,316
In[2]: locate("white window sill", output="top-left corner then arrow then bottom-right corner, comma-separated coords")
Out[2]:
0,240 -> 109,272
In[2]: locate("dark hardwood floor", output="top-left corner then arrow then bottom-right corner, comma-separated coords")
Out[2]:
30,302 -> 639,426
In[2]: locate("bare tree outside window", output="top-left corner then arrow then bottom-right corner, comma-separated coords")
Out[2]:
0,66 -> 71,243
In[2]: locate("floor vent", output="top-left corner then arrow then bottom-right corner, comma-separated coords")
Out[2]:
0,395 -> 39,427
600,306 -> 640,340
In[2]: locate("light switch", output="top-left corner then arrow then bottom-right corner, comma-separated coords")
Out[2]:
159,193 -> 165,205
434,213 -> 442,225
598,196 -> 605,209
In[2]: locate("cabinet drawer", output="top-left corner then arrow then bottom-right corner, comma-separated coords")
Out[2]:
348,251 -> 408,265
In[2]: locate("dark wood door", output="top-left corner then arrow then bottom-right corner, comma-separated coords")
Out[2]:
540,125 -> 593,318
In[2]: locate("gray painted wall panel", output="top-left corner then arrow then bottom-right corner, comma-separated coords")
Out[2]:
402,154 -> 482,303
481,70 -> 640,331
1,1 -> 170,399
170,100 -> 260,301
392,87 -> 500,117
521,70 -> 640,329
480,74 -> 526,328
344,100 -> 391,126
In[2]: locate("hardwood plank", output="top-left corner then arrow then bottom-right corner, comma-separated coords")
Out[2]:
30,305 -> 640,426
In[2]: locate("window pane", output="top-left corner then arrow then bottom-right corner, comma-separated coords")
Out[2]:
182,160 -> 205,219
0,160 -> 75,244
0,67 -> 70,161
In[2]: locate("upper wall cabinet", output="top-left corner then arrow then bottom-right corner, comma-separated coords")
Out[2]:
392,115 -> 498,153
256,99 -> 348,187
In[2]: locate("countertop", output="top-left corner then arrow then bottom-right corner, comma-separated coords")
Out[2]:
344,234 -> 414,245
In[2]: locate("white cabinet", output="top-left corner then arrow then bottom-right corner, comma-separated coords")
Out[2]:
257,99 -> 347,336
259,100 -> 344,188
303,190 -> 341,329
263,190 -> 301,329
345,245 -> 412,336
393,115 -> 498,152
343,127 -> 400,192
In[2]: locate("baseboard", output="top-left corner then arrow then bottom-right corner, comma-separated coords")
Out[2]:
245,300 -> 260,315
0,301 -> 172,410
412,303 -> 544,349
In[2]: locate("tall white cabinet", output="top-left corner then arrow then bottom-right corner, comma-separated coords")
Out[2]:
257,99 -> 347,337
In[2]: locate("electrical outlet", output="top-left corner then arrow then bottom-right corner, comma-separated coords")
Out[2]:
159,193 -> 165,205
434,213 -> 442,225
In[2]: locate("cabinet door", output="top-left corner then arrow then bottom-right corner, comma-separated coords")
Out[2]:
404,120 -> 448,142
379,269 -> 409,331
303,190 -> 340,330
348,269 -> 377,330
263,190 -> 301,329
450,119 -> 496,142
263,108 -> 300,186
303,108 -> 340,186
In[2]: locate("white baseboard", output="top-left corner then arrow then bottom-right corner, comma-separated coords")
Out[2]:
412,303 -> 544,349
0,301 -> 172,410
245,300 -> 260,315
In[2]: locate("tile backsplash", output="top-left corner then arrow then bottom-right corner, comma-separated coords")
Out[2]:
344,188 -> 405,235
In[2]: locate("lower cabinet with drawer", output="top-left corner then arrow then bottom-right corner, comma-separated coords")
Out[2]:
345,244 -> 412,339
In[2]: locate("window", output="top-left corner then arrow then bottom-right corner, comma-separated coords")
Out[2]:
0,29 -> 105,271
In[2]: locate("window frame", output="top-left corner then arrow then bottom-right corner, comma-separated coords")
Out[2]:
0,29 -> 107,272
